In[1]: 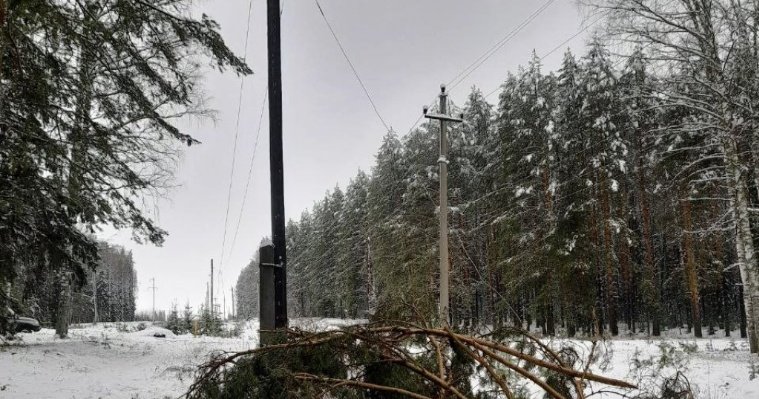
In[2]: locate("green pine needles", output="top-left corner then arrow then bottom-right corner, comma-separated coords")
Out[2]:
186,323 -> 636,399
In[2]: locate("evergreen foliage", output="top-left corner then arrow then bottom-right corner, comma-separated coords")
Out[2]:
186,324 -> 635,399
200,304 -> 222,336
183,302 -> 195,333
9,241 -> 137,327
167,303 -> 182,334
0,0 -> 248,335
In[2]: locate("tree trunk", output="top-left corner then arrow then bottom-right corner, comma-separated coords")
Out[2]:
599,169 -> 619,336
751,133 -> 759,203
618,189 -> 633,334
635,128 -> 661,336
92,271 -> 98,324
681,198 -> 702,338
591,199 -> 605,335
739,276 -> 748,338
725,135 -> 759,353
722,278 -> 731,337
55,272 -> 72,338
567,306 -> 577,337
541,165 -> 558,337
365,238 -> 377,318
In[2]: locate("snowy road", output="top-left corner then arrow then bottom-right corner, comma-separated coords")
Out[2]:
2,321 -> 758,398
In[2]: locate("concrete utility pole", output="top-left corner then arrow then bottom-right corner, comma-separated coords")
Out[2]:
423,84 -> 462,325
267,0 -> 288,329
149,278 -> 157,322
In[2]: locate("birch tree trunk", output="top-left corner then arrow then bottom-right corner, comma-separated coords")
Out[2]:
725,134 -> 759,353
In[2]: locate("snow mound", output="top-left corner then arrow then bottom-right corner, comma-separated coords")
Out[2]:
132,326 -> 176,338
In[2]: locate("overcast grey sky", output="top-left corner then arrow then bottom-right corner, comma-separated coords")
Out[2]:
105,0 -> 595,314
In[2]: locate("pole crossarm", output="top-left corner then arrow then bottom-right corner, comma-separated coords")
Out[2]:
423,113 -> 463,123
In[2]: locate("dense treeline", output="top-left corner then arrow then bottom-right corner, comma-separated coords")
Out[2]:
232,1 -> 758,356
235,38 -> 758,347
236,249 -> 261,320
262,1 -> 759,355
0,1 -> 247,336
72,243 -> 138,324
9,242 -> 137,325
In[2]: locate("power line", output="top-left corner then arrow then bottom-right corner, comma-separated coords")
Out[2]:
314,0 -> 390,131
447,0 -> 557,92
540,11 -> 606,62
229,90 -> 269,257
484,12 -> 607,100
219,0 -> 255,272
405,0 -> 557,136
223,0 -> 286,267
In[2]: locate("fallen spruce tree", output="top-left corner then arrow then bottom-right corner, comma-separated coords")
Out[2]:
185,323 -> 639,399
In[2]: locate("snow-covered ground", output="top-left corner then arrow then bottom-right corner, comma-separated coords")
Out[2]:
1,322 -> 255,399
1,321 -> 757,398
520,336 -> 759,398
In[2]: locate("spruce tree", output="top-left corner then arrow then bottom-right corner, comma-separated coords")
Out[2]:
0,0 -> 250,335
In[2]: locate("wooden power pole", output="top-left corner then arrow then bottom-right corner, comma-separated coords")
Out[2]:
267,0 -> 287,329
424,85 -> 462,325
210,259 -> 214,319
149,278 -> 157,322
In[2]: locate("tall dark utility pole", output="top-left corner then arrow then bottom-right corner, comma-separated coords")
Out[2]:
267,0 -> 287,329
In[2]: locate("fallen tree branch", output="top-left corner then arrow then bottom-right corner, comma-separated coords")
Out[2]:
185,322 -> 637,398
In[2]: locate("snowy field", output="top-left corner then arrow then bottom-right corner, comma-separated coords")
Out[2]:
1,320 -> 758,398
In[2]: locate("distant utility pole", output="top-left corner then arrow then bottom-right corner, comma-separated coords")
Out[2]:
231,287 -> 235,320
423,84 -> 462,325
267,0 -> 288,329
149,278 -> 157,322
210,259 -> 214,318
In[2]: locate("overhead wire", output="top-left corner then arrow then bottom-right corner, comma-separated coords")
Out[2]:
541,11 -> 607,62
485,11 -> 607,99
315,0 -> 391,132
404,0 -> 558,137
224,1 -> 286,273
447,0 -> 557,92
229,90 -> 269,257
217,0 -> 256,309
